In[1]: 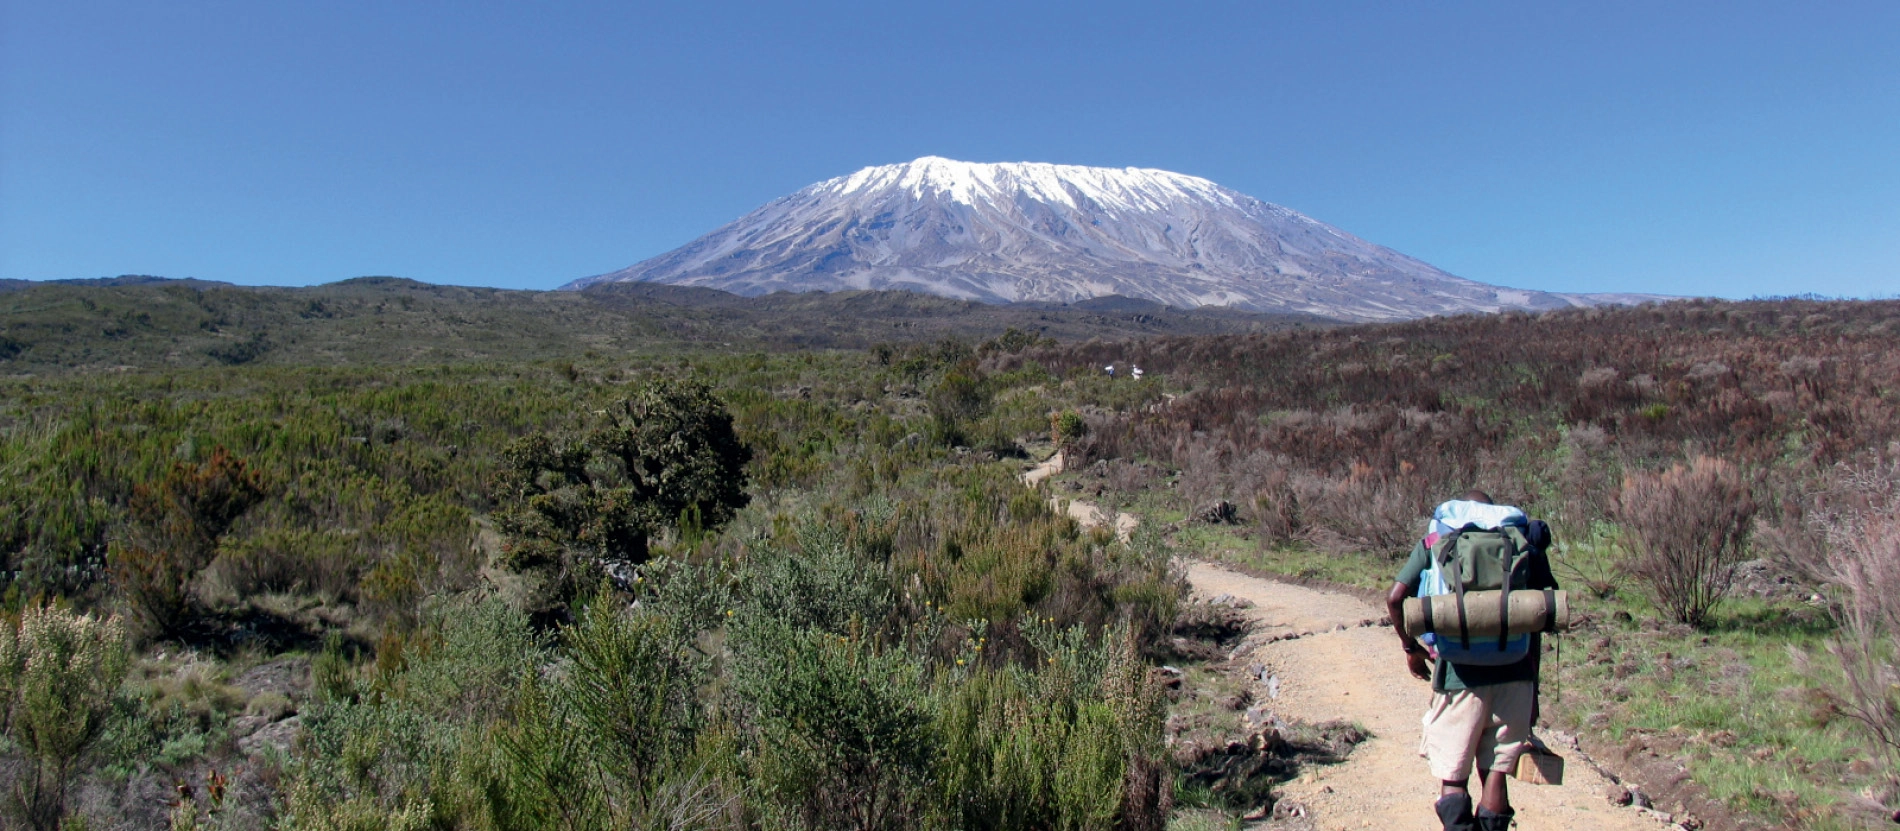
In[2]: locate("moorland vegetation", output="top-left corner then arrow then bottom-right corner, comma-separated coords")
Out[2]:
0,277 -> 1316,374
0,284 -> 1896,829
1014,297 -> 1900,828
1,302 -> 1187,830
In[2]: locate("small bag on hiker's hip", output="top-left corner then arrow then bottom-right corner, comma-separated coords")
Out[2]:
1512,744 -> 1565,786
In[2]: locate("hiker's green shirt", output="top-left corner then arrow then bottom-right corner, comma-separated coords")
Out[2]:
1396,541 -> 1557,693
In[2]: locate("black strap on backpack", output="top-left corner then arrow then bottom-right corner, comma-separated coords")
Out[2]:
1435,526 -> 1473,649
1497,524 -> 1527,646
1497,528 -> 1518,651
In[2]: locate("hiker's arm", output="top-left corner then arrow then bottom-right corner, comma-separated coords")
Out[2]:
1387,582 -> 1431,680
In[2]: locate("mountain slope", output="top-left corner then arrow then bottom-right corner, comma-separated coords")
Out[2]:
0,278 -> 1324,374
569,157 -> 1662,321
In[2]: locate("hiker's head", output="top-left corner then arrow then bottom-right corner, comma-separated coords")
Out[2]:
1462,489 -> 1494,505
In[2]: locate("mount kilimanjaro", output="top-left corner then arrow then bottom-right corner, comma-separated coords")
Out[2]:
566,157 -> 1656,321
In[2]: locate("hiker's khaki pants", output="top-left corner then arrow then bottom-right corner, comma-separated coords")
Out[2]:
1418,680 -> 1533,782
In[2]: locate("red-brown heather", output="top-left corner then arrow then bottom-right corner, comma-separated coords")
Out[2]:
985,298 -> 1900,559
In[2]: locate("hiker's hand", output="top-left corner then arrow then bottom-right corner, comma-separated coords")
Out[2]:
1406,650 -> 1430,681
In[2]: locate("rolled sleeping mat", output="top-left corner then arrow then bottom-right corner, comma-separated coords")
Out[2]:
1402,589 -> 1569,639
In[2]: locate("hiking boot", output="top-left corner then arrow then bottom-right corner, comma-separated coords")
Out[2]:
1434,793 -> 1475,831
1475,807 -> 1516,831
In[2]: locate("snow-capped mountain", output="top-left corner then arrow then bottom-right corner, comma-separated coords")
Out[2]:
566,157 -> 1659,321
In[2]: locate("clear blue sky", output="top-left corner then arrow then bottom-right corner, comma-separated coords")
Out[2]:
3,1 -> 1895,298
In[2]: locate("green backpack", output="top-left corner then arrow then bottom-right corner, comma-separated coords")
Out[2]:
1418,501 -> 1536,666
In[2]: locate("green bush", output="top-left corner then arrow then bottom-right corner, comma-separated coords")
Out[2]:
492,377 -> 752,620
287,595 -> 543,827
742,522 -> 894,636
476,593 -> 740,831
559,595 -> 709,806
0,604 -> 131,830
928,367 -> 991,447
729,616 -> 935,831
1051,410 -> 1088,450
934,623 -> 1169,831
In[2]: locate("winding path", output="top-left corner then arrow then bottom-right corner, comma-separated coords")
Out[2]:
1189,561 -> 1657,830
1027,452 -> 1139,541
1023,454 -> 1663,830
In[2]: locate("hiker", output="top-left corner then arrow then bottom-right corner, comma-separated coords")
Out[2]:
1387,490 -> 1558,831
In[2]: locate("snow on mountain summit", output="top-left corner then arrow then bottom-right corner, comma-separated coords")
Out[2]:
567,157 -> 1645,321
820,157 -> 1241,214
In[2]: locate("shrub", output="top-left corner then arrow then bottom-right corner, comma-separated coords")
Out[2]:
286,596 -> 544,827
928,368 -> 991,446
729,618 -> 935,831
935,666 -> 1060,829
1051,410 -> 1088,451
478,578 -> 736,831
492,378 -> 751,619
1814,460 -> 1900,770
1291,465 -> 1430,556
558,597 -> 709,807
1613,456 -> 1758,627
0,604 -> 130,830
935,622 -> 1169,831
1251,467 -> 1302,546
744,522 -> 894,636
108,447 -> 267,639
482,673 -> 610,828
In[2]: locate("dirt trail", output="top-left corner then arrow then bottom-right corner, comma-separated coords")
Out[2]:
1190,561 -> 1658,830
1022,456 -> 1659,830
1025,452 -> 1139,541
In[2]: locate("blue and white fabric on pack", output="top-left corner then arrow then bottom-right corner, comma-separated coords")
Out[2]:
1427,500 -> 1527,539
1418,500 -> 1529,598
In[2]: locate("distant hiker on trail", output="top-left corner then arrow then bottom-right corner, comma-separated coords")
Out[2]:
1387,490 -> 1559,831
1104,364 -> 1116,377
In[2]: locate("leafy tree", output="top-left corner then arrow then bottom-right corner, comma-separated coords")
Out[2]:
493,377 -> 750,616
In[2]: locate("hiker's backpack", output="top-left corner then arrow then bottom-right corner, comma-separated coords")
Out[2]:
1417,500 -> 1538,667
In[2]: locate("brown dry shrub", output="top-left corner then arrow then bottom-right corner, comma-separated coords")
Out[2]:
1551,423 -> 1616,538
1292,464 -> 1431,556
1813,459 -> 1900,769
1754,493 -> 1829,589
108,447 -> 268,639
1252,466 -> 1302,545
1613,456 -> 1757,627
